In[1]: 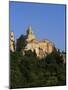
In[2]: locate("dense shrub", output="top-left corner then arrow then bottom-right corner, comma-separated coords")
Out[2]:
10,50 -> 66,89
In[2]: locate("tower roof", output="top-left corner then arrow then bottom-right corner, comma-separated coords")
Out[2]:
27,25 -> 33,35
26,25 -> 36,42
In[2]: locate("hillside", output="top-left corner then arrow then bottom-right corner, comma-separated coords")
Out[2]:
10,49 -> 66,89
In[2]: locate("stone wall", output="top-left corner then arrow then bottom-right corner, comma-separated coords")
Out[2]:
23,39 -> 54,59
22,26 -> 55,58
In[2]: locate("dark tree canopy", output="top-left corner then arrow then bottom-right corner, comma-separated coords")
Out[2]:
10,35 -> 66,88
10,46 -> 66,89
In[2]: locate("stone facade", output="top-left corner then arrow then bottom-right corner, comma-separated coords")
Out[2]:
10,32 -> 15,52
23,26 -> 55,59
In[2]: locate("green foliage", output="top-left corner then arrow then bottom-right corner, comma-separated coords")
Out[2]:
10,50 -> 66,89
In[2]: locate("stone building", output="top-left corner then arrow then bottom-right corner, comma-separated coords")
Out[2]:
23,26 -> 55,59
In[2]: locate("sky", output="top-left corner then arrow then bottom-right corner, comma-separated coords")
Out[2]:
9,1 -> 66,51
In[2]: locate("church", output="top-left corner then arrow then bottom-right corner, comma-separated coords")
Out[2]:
10,26 -> 55,59
22,26 -> 55,59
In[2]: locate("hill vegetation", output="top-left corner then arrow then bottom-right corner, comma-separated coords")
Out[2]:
10,34 -> 66,89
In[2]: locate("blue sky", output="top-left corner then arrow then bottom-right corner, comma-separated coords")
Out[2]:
9,1 -> 66,51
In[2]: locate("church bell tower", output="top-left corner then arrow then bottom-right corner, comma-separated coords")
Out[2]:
26,25 -> 36,42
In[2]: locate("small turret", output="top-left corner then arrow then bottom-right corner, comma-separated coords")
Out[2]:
10,32 -> 15,52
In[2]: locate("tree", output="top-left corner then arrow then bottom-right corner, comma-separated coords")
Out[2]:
10,48 -> 66,88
